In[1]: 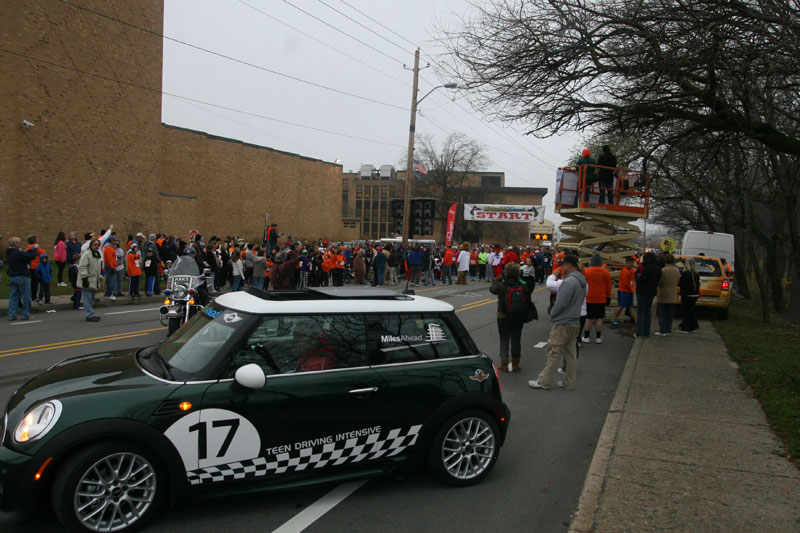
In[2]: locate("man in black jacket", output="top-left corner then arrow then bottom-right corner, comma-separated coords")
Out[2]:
6,237 -> 40,321
596,145 -> 618,205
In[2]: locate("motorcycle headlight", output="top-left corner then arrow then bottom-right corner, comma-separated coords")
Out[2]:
14,400 -> 62,444
172,285 -> 187,299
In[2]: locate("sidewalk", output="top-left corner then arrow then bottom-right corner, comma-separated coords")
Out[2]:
570,321 -> 800,532
2,292 -> 177,316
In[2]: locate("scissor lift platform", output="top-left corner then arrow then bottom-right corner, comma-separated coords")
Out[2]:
554,165 -> 650,267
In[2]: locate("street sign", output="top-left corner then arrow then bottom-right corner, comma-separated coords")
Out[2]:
661,237 -> 677,252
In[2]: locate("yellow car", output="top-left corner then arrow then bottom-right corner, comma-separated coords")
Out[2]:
674,255 -> 732,319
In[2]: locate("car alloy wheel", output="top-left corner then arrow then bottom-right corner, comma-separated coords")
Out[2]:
429,409 -> 499,486
73,452 -> 157,532
53,441 -> 164,533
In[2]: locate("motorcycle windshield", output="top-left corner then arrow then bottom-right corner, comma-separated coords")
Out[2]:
170,256 -> 200,276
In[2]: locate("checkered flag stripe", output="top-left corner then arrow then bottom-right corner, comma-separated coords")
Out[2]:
187,425 -> 422,485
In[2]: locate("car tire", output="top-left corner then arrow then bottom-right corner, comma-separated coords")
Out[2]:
428,409 -> 500,486
168,317 -> 181,336
52,440 -> 165,533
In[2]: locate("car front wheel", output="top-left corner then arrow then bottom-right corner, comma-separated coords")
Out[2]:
428,409 -> 500,486
52,440 -> 165,532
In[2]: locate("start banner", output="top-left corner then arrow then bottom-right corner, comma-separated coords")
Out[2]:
463,204 -> 545,223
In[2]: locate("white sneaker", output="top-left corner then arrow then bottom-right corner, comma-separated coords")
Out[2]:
109,295 -> 117,301
595,337 -> 603,344
528,380 -> 550,390
557,368 -> 565,375
58,282 -> 68,287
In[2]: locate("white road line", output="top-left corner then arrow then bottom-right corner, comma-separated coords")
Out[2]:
10,320 -> 43,325
271,480 -> 367,533
534,341 -> 548,348
105,307 -> 162,315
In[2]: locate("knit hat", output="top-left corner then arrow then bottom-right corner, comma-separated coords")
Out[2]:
582,149 -> 591,157
590,253 -> 602,267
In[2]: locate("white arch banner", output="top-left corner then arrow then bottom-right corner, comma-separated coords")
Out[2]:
463,204 -> 545,223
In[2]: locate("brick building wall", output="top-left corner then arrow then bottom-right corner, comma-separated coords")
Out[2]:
1,0 -> 355,253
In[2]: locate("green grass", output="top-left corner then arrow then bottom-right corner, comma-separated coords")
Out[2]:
1,274 -> 137,300
714,299 -> 800,464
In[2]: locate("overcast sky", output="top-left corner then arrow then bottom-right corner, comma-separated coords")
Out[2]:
161,0 -> 583,217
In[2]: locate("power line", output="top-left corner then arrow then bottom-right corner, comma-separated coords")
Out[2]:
237,0 -> 409,87
314,0 -> 413,57
279,0 -> 406,66
334,0 -> 420,50
0,47 -> 407,149
57,0 -> 406,110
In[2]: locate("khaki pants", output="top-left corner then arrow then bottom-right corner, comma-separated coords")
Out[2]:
537,323 -> 581,389
455,271 -> 468,285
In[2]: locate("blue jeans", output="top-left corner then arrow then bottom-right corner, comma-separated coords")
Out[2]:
129,276 -> 140,296
115,270 -> 124,294
376,268 -> 385,286
232,275 -> 242,292
657,302 -> 674,333
422,269 -> 435,285
252,277 -> 265,290
8,276 -> 32,319
441,264 -> 453,285
83,289 -> 96,318
104,266 -> 117,297
636,294 -> 654,337
145,276 -> 155,295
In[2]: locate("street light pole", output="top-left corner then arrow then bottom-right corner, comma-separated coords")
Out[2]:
402,49 -> 421,246
401,49 -> 457,245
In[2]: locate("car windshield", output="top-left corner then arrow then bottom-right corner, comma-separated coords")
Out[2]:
676,257 -> 722,277
156,303 -> 255,380
170,255 -> 200,276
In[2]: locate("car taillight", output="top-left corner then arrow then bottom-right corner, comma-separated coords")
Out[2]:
722,280 -> 730,290
493,365 -> 503,393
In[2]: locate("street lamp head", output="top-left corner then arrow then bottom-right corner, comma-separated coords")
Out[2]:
443,83 -> 458,89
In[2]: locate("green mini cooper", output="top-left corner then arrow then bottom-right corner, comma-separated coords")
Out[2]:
0,288 -> 510,532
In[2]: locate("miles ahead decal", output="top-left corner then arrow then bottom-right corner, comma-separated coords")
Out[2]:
164,409 -> 422,485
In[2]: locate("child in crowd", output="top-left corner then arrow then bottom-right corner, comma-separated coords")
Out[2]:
35,253 -> 53,304
69,253 -> 81,309
127,243 -> 142,298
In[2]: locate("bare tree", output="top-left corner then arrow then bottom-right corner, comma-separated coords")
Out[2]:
416,133 -> 490,189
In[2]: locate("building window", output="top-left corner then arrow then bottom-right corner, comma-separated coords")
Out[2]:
356,185 -> 363,199
389,186 -> 396,199
364,186 -> 371,199
373,185 -> 379,199
481,175 -> 502,187
355,200 -> 362,217
381,186 -> 387,199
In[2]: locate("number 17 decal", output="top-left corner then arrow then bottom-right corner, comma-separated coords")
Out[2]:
165,408 -> 261,471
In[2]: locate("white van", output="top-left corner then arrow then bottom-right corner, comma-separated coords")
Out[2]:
680,230 -> 735,271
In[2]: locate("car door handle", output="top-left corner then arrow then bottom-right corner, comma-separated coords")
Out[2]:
348,387 -> 378,394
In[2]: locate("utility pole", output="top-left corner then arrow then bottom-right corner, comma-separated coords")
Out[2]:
402,49 -> 421,246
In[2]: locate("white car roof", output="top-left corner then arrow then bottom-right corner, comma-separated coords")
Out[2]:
214,288 -> 454,315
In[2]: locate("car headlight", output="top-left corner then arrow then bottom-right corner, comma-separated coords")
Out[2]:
14,400 -> 62,444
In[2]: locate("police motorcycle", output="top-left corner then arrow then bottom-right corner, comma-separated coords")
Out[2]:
159,248 -> 210,335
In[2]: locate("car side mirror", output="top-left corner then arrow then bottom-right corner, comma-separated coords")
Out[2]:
234,364 -> 265,389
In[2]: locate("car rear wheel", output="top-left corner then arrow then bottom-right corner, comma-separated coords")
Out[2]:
428,409 -> 499,486
52,440 -> 165,532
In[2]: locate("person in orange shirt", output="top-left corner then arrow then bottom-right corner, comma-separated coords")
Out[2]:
102,238 -> 119,300
26,235 -> 47,302
332,248 -> 346,286
127,242 -> 142,297
441,246 -> 454,285
612,256 -> 638,325
582,253 -> 612,344
469,248 -> 479,281
321,248 -> 334,286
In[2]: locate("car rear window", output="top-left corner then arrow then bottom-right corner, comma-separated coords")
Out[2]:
676,257 -> 722,277
366,313 -> 471,365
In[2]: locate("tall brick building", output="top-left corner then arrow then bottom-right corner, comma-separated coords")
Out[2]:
1,0 -> 543,249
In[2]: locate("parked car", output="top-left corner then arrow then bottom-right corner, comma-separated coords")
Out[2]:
0,287 -> 510,532
674,255 -> 732,319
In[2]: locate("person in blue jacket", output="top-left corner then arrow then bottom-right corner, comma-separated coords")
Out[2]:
35,253 -> 53,304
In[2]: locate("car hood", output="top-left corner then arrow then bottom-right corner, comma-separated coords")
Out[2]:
6,349 -> 170,414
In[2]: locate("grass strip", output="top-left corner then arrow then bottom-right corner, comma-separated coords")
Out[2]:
714,298 -> 800,463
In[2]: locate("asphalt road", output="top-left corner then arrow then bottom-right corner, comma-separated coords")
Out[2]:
0,282 -> 632,532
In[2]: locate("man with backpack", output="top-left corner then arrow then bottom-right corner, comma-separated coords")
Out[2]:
490,262 -> 536,373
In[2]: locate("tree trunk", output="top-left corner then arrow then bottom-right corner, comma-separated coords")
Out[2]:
749,240 -> 770,323
765,237 -> 786,313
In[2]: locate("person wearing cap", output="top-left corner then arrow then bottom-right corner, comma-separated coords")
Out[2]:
530,254 -> 586,390
577,149 -> 596,203
82,224 -> 113,252
596,145 -> 618,204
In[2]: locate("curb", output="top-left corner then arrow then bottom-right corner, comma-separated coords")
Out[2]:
568,335 -> 642,532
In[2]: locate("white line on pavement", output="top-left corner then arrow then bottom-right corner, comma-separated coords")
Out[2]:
534,341 -> 548,348
271,481 -> 367,533
10,320 -> 43,325
105,307 -> 162,315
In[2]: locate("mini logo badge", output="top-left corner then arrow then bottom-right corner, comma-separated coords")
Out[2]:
469,369 -> 490,382
223,312 -> 243,323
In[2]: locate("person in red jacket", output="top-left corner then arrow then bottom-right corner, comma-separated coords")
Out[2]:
582,253 -> 612,344
612,256 -> 637,325
441,246 -> 454,285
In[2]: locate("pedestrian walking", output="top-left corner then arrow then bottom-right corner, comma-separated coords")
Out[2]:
490,262 -> 534,373
53,232 -> 68,286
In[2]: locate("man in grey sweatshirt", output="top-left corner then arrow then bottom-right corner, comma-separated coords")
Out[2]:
530,254 -> 586,390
